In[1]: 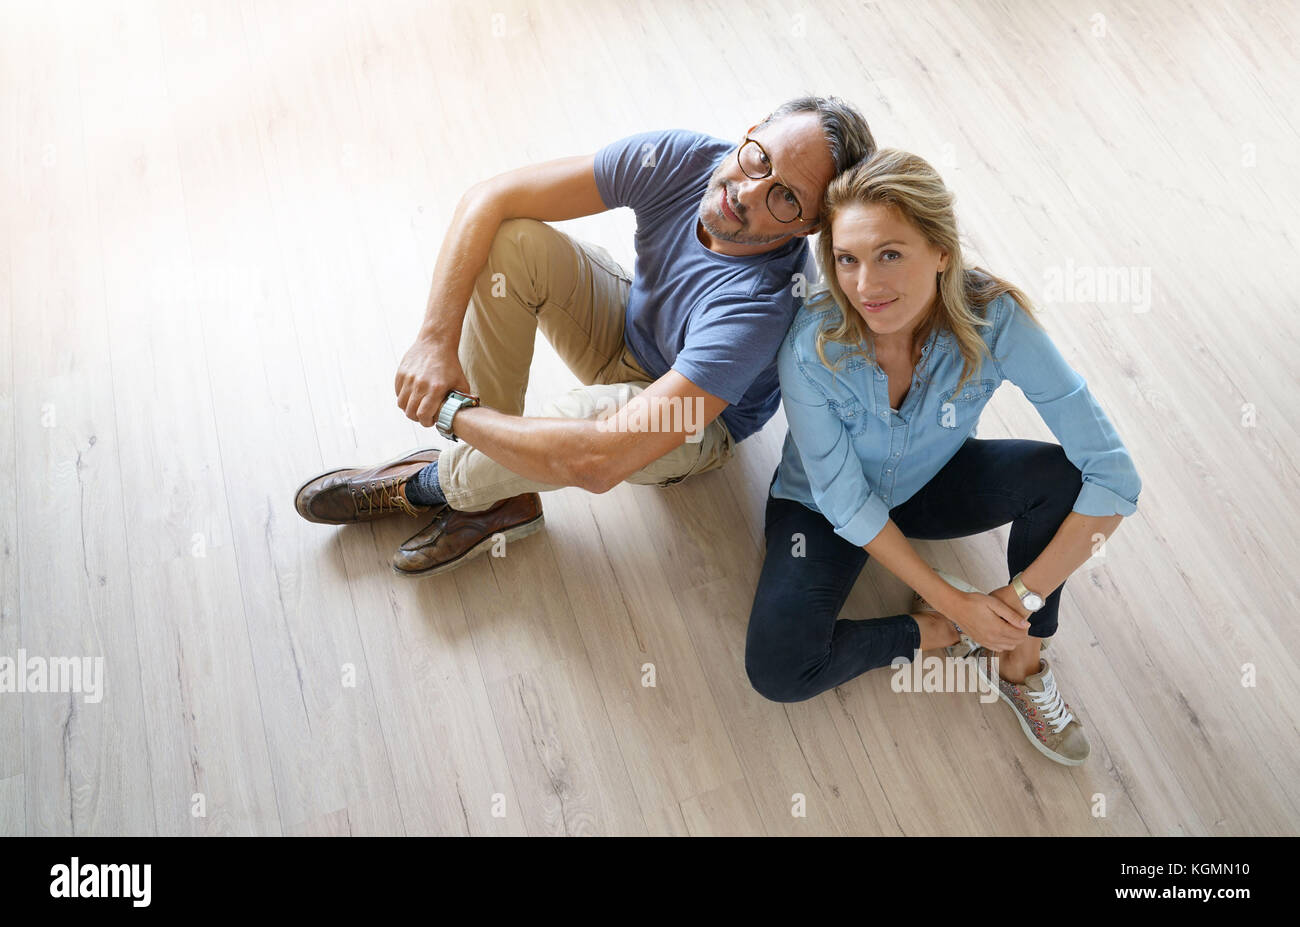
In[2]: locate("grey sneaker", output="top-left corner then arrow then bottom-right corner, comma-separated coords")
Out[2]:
971,648 -> 1089,766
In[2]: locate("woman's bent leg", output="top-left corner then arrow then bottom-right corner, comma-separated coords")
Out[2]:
745,495 -> 921,703
890,438 -> 1083,639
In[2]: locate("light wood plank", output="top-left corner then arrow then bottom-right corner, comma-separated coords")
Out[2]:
7,2 -> 157,835
0,775 -> 23,836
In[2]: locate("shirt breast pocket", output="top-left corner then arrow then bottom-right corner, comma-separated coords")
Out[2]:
936,379 -> 997,430
830,396 -> 870,437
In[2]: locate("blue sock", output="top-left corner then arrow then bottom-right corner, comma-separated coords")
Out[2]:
404,459 -> 446,507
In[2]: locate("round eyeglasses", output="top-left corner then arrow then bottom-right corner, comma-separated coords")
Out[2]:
736,137 -> 806,224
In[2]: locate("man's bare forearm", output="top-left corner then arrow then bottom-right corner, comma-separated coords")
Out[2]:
418,186 -> 504,348
442,371 -> 728,498
449,406 -> 608,492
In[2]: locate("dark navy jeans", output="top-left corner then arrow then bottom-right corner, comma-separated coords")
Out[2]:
745,438 -> 1082,703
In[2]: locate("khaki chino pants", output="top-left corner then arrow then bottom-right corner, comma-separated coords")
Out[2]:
438,217 -> 735,512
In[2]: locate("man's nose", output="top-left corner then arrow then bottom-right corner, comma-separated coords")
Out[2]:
733,175 -> 768,213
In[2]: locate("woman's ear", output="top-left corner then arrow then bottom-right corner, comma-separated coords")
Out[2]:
937,250 -> 950,273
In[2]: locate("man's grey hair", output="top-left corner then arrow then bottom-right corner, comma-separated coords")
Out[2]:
756,95 -> 876,177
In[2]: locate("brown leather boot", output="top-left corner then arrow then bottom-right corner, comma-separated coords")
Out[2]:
294,448 -> 440,525
391,492 -> 544,576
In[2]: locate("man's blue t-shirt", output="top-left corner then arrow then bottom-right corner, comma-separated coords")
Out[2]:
592,128 -> 810,443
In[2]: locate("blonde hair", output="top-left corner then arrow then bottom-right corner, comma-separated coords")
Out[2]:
810,148 -> 1041,393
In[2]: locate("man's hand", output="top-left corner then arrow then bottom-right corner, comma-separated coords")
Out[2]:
394,336 -> 472,428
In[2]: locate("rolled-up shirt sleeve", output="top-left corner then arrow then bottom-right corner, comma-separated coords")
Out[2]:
778,334 -> 891,546
990,297 -> 1142,516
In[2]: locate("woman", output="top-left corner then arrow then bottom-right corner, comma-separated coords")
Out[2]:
745,149 -> 1141,766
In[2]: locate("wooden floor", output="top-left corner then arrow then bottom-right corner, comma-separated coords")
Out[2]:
2,0 -> 1298,836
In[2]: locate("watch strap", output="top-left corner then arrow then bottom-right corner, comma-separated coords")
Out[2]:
436,390 -> 480,442
1011,571 -> 1044,611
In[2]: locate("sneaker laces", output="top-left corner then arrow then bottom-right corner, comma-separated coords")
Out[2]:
1030,667 -> 1075,734
352,476 -> 423,517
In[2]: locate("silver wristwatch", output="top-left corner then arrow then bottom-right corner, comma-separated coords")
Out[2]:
1010,571 -> 1044,612
435,389 -> 480,442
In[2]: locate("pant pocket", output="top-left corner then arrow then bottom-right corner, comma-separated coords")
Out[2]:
579,240 -> 631,283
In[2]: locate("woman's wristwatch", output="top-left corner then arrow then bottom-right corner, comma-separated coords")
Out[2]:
1010,571 -> 1044,612
435,389 -> 481,442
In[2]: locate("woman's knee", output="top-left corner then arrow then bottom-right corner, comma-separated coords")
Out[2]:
745,509 -> 860,703
1028,442 -> 1083,507
745,653 -> 816,703
744,603 -> 819,704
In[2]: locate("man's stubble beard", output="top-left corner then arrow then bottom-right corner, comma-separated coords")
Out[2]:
697,173 -> 792,247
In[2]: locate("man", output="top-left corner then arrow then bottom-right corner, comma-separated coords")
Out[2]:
295,96 -> 876,576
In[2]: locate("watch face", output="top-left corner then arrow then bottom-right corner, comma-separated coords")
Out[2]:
1024,593 -> 1044,611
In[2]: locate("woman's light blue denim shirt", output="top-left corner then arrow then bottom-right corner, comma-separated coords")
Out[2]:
771,290 -> 1142,547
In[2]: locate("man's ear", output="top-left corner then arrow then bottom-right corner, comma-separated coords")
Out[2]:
795,216 -> 824,238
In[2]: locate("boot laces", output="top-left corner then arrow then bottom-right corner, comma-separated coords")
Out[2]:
352,476 -> 422,517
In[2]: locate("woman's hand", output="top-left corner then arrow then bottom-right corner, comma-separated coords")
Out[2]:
942,588 -> 1030,651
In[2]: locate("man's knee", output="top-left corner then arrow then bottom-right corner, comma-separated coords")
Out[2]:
494,216 -> 549,246
480,217 -> 552,299
540,384 -> 638,422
